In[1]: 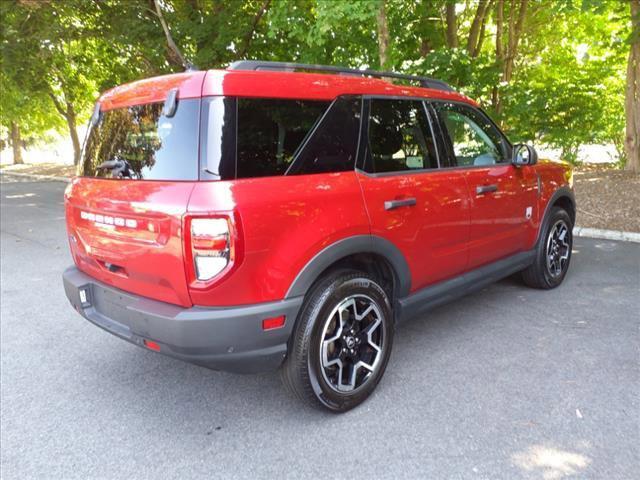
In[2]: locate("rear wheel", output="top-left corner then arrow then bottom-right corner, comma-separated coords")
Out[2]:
522,206 -> 573,289
281,270 -> 394,412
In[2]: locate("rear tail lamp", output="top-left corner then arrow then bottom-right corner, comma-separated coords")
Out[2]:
190,218 -> 232,281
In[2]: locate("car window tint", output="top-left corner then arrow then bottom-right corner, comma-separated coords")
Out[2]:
288,96 -> 362,176
236,98 -> 330,178
201,96 -> 236,180
81,99 -> 200,180
434,103 -> 509,167
366,99 -> 438,173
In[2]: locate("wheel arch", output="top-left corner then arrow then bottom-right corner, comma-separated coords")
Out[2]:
537,186 -> 576,244
552,194 -> 576,225
285,235 -> 411,301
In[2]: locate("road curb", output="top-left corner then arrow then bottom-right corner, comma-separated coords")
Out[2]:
0,171 -> 71,183
574,226 -> 640,244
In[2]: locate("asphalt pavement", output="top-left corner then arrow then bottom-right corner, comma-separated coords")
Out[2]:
1,175 -> 639,479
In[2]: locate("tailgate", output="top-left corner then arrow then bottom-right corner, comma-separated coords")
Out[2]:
65,178 -> 196,307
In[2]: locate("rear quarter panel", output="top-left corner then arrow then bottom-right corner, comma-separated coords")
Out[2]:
187,172 -> 370,306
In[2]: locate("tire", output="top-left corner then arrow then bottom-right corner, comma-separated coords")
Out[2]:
280,269 -> 394,413
521,206 -> 573,289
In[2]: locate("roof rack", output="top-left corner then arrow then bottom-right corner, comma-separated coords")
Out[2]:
228,60 -> 453,92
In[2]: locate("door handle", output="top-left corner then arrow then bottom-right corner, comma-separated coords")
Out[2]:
384,198 -> 417,211
476,184 -> 498,195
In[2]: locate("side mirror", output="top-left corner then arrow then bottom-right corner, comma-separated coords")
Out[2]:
512,143 -> 538,166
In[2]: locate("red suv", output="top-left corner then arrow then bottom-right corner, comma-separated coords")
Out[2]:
63,61 -> 575,412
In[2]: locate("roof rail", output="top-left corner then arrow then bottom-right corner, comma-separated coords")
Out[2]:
228,60 -> 453,92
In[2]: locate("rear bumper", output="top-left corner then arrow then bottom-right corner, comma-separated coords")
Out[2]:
62,266 -> 303,373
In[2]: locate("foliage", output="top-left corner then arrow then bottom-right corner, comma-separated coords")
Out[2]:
0,70 -> 64,141
502,1 -> 627,162
407,48 -> 501,103
0,0 -> 139,163
0,0 -> 632,166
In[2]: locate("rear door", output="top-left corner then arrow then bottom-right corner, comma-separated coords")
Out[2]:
356,98 -> 471,294
432,101 -> 538,269
65,97 -> 202,307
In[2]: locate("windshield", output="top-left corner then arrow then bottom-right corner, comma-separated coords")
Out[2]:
80,98 -> 200,180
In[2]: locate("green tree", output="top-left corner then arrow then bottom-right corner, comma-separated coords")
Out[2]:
504,1 -> 627,162
0,0 -> 632,169
403,1 -> 627,165
626,0 -> 640,172
0,50 -> 64,164
1,1 -> 112,164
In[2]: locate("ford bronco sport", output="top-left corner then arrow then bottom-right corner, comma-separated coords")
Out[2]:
63,61 -> 575,412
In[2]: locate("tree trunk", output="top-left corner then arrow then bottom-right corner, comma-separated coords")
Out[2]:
65,103 -> 81,166
10,122 -> 24,165
238,0 -> 271,58
474,5 -> 491,57
495,0 -> 504,60
625,0 -> 640,173
503,0 -> 527,83
493,0 -> 527,116
445,1 -> 458,48
492,0 -> 504,111
376,0 -> 390,69
153,0 -> 190,68
467,0 -> 492,58
48,90 -> 81,165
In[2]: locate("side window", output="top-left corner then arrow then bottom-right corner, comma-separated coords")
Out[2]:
434,103 -> 509,167
236,98 -> 330,178
365,99 -> 438,174
288,96 -> 362,175
201,96 -> 236,180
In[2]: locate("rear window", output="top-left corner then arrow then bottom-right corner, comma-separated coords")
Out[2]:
81,98 -> 200,180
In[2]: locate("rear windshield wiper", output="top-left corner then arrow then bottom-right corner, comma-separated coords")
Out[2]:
97,159 -> 134,179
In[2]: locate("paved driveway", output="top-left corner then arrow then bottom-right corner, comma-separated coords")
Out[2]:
1,176 -> 638,479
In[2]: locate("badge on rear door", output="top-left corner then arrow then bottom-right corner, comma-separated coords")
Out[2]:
80,211 -> 137,228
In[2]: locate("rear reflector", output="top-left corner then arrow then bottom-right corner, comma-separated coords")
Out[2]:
262,315 -> 286,331
143,339 -> 161,351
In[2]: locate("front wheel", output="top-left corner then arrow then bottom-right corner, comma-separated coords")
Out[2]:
522,206 -> 573,289
280,270 -> 394,412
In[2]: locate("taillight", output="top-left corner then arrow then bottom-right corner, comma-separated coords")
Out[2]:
189,218 -> 232,281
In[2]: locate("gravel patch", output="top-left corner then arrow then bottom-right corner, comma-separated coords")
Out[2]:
574,167 -> 640,233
